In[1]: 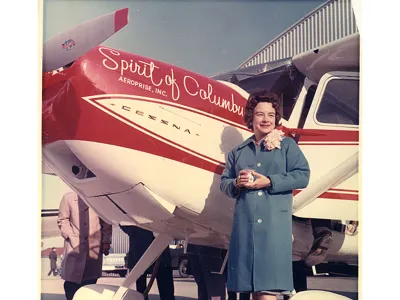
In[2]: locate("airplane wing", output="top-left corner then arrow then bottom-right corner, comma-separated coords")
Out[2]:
293,152 -> 359,219
42,8 -> 129,72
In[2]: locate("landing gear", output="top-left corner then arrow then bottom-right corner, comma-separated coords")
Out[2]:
73,233 -> 173,300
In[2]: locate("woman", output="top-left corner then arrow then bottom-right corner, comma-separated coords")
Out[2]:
220,91 -> 310,300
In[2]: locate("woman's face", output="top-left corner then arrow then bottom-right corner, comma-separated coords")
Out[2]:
252,102 -> 276,136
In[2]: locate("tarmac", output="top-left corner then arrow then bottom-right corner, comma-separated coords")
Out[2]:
40,258 -> 358,300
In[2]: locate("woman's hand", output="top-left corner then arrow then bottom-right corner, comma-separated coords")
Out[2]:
244,171 -> 271,190
235,169 -> 254,187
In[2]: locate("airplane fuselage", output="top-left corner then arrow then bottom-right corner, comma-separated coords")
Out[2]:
42,45 -> 358,263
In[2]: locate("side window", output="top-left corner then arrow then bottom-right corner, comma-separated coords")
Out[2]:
316,79 -> 359,126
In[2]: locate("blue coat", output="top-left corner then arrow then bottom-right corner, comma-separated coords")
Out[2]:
220,135 -> 310,293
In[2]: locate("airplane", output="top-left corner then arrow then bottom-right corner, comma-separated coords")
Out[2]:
41,7 -> 359,300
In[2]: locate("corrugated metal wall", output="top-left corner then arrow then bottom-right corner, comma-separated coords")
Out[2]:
111,226 -> 129,254
110,226 -> 185,254
240,0 -> 358,68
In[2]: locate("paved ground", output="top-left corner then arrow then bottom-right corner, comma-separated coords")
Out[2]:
41,258 -> 358,299
41,274 -> 197,300
41,273 -> 358,300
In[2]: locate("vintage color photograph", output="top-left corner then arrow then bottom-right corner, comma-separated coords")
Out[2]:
41,1 -> 360,299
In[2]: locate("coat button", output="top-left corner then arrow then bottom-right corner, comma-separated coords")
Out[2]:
258,191 -> 262,196
257,219 -> 262,223
257,163 -> 261,167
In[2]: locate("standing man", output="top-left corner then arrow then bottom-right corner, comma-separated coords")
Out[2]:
58,191 -> 112,300
48,247 -> 58,276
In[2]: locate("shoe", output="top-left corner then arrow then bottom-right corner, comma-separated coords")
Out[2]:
305,231 -> 333,267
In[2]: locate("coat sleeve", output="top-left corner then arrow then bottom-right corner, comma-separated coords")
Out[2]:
220,150 -> 241,199
57,194 -> 75,241
268,138 -> 310,194
101,219 -> 113,244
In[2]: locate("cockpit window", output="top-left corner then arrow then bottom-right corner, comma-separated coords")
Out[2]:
213,59 -> 305,121
316,79 -> 359,126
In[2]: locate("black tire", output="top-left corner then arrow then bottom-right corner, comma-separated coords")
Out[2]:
178,259 -> 189,278
118,270 -> 127,277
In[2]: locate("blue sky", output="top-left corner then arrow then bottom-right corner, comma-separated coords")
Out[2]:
42,0 -> 325,208
43,0 -> 325,76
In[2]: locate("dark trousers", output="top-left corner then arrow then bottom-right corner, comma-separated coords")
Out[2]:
228,291 -> 251,300
190,251 -> 226,300
133,263 -> 175,300
283,261 -> 309,300
64,279 -> 98,300
47,268 -> 56,276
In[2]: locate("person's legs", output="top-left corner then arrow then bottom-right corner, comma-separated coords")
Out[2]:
136,272 -> 148,300
227,291 -> 237,300
292,261 -> 308,292
283,261 -> 309,300
81,278 -> 98,286
63,281 -> 82,300
156,262 -> 175,300
189,253 -> 208,300
239,293 -> 250,300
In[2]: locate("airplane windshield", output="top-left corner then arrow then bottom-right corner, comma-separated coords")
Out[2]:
213,59 -> 305,121
211,58 -> 291,82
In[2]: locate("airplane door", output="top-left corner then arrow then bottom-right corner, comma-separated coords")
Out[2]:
294,71 -> 359,221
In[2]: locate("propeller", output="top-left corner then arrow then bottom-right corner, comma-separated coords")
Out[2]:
42,8 -> 129,73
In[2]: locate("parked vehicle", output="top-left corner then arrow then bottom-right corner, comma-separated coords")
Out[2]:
102,253 -> 128,277
169,244 -> 189,278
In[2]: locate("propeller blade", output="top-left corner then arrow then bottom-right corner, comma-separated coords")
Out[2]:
42,8 -> 129,72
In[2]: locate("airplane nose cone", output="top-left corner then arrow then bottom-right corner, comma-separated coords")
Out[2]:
42,79 -> 81,145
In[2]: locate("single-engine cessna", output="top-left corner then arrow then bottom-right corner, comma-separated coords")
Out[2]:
42,7 -> 359,300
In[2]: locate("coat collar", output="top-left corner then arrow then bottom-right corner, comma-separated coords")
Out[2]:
237,135 -> 256,150
236,134 -> 286,151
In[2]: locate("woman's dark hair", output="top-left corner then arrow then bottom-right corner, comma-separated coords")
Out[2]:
243,91 -> 282,130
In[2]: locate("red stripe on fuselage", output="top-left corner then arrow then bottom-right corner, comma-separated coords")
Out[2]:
298,129 -> 359,143
293,189 -> 359,201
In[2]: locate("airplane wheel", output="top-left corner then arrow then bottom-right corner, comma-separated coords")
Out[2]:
178,259 -> 189,278
74,284 -> 144,300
